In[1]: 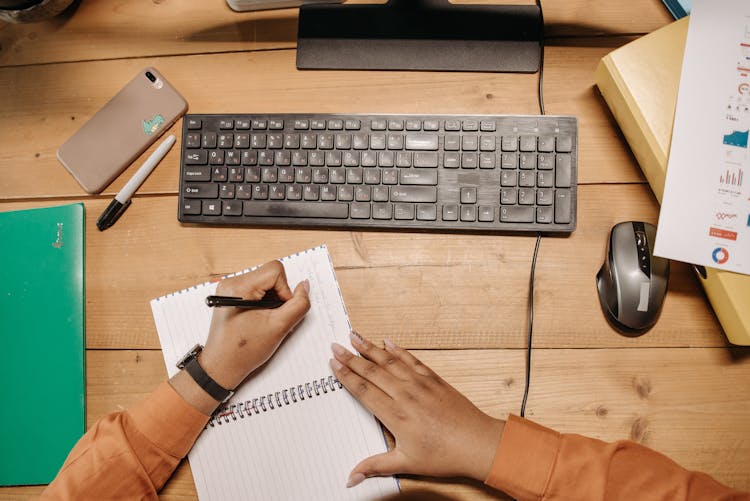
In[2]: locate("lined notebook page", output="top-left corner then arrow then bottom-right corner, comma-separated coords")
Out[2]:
150,245 -> 399,501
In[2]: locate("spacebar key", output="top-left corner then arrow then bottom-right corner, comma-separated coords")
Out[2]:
243,201 -> 348,218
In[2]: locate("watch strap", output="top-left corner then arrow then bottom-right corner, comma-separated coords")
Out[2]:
184,356 -> 234,403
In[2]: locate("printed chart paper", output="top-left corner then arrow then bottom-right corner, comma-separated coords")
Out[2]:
655,0 -> 750,275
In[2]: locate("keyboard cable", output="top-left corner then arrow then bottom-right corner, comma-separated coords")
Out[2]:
519,0 -> 545,419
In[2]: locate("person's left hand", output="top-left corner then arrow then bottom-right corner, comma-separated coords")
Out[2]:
199,260 -> 311,390
330,333 -> 505,487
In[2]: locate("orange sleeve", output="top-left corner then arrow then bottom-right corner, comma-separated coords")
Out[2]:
40,382 -> 209,500
485,414 -> 748,501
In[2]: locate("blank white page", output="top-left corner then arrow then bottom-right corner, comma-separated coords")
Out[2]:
150,245 -> 399,501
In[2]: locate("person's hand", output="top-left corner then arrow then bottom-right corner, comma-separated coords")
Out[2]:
329,333 -> 505,487
199,260 -> 311,390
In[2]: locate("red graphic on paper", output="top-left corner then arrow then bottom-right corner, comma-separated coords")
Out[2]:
709,227 -> 738,241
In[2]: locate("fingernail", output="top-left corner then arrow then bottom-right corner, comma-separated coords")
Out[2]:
350,330 -> 364,345
302,279 -> 310,294
346,472 -> 366,488
383,338 -> 395,350
329,358 -> 343,371
331,342 -> 347,356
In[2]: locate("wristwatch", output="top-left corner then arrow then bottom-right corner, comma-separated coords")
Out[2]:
176,344 -> 234,403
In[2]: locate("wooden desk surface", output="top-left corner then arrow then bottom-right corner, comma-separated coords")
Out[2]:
1,1 -> 749,499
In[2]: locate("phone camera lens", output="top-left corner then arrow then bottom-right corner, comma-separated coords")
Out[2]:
145,71 -> 156,83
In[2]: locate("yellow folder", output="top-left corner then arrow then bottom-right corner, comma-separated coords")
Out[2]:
595,18 -> 750,345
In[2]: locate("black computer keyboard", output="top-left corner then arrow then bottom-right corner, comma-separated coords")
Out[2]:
179,114 -> 577,233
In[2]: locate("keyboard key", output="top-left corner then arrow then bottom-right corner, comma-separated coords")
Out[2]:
501,153 -> 517,169
351,202 -> 371,218
556,154 -> 572,187
253,184 -> 269,200
519,135 -> 536,152
501,188 -> 517,205
364,168 -> 381,184
400,169 -> 437,185
223,200 -> 243,216
278,167 -> 294,183
209,150 -> 224,165
501,136 -> 518,151
242,150 -> 258,166
500,206 -> 534,223
371,119 -> 387,131
394,203 -> 415,220
269,119 -> 284,130
236,120 -> 251,130
518,188 -> 535,205
388,120 -> 404,131
423,120 -> 439,131
219,119 -> 234,129
555,189 -> 572,224
405,134 -> 438,150
462,120 -> 479,131
444,134 -> 460,151
537,188 -> 554,206
461,153 -> 478,169
212,167 -> 228,182
390,186 -> 437,203
460,187 -> 477,204
460,205 -> 476,221
269,185 -> 285,200
537,171 -> 554,188
396,151 -> 411,167
480,136 -> 496,151
303,185 -> 319,200
310,119 -> 326,130
501,171 -> 517,187
185,166 -> 211,182
294,119 -> 309,130
442,204 -> 458,221
338,185 -> 354,201
444,119 -> 461,131
556,135 -> 573,152
417,204 -> 437,221
479,153 -> 495,169
519,153 -> 536,170
182,200 -> 201,214
243,201 -> 348,218
373,186 -> 389,201
478,206 -> 495,222
345,119 -> 361,130
355,186 -> 371,201
406,119 -> 421,131
462,135 -> 478,151
372,202 -> 393,219
202,133 -> 217,148
328,119 -> 343,130
185,132 -> 201,148
444,152 -> 460,168
321,185 -> 336,200
480,120 -> 496,132
537,206 -> 553,223
538,136 -> 555,152
413,152 -> 438,168
187,118 -> 202,130
185,151 -> 208,165
237,185 -> 252,199
203,200 -> 222,215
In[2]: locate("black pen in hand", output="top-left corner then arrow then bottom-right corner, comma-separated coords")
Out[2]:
205,295 -> 285,309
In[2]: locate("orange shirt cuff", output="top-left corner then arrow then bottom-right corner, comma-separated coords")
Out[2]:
484,415 -> 562,500
127,381 -> 210,459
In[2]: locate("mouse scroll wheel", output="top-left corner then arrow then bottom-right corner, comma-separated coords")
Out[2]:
636,231 -> 647,248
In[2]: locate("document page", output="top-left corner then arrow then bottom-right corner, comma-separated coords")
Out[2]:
655,0 -> 750,275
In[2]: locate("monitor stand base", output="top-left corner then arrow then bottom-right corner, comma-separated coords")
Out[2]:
296,0 -> 542,73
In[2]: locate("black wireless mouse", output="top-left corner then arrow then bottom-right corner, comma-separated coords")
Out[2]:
596,221 -> 670,335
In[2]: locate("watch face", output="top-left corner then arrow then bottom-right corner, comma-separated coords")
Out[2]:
176,343 -> 204,369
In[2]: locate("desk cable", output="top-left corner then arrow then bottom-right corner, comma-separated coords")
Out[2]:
519,0 -> 545,419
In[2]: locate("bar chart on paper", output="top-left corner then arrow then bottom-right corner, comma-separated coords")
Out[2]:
719,168 -> 744,186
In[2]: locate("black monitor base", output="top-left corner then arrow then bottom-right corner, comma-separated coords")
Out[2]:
296,0 -> 542,73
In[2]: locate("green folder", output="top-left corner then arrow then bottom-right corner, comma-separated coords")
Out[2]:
0,204 -> 85,486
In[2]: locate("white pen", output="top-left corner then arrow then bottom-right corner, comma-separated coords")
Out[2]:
96,134 -> 176,231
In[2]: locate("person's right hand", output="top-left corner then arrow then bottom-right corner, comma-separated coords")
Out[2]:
329,333 -> 505,488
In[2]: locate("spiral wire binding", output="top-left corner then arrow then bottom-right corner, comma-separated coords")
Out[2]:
208,376 -> 343,427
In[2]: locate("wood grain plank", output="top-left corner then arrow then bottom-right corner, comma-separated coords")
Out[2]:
2,346 -> 747,500
0,0 -> 673,67
0,184 -> 724,350
0,46 -> 642,201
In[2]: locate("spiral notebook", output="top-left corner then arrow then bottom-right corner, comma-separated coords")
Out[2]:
151,245 -> 399,501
